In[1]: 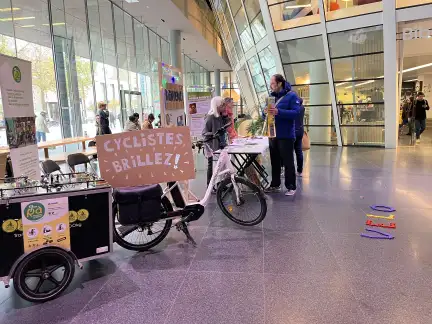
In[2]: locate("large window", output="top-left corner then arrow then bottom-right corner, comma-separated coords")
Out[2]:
278,35 -> 336,145
324,0 -> 382,21
0,0 -> 173,148
397,0 -> 432,8
329,26 -> 384,146
258,47 -> 276,88
248,56 -> 267,104
7,0 -> 60,147
268,0 -> 320,31
211,71 -> 244,116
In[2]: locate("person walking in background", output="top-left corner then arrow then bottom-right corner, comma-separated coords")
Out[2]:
294,99 -> 305,177
202,96 -> 228,188
264,74 -> 301,196
155,114 -> 161,128
124,113 -> 141,132
413,91 -> 430,143
35,111 -> 49,142
142,113 -> 155,129
97,101 -> 112,135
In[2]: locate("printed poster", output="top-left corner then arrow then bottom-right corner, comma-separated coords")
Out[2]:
21,197 -> 70,253
0,54 -> 39,180
187,92 -> 211,137
96,126 -> 195,187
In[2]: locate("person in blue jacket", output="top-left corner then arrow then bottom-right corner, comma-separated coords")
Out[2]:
264,74 -> 301,196
294,99 -> 305,177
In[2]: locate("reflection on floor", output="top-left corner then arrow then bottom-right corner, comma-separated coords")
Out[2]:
2,146 -> 432,324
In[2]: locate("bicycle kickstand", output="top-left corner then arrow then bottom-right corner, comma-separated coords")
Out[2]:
176,221 -> 197,247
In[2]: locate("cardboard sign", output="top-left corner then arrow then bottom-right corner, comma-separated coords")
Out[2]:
97,127 -> 195,187
165,83 -> 184,110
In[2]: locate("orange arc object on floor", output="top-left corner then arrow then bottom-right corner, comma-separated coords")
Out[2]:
365,220 -> 396,229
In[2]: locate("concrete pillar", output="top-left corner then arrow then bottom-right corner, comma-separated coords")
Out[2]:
214,69 -> 221,96
206,71 -> 211,87
309,62 -> 331,143
383,0 -> 398,148
169,30 -> 182,70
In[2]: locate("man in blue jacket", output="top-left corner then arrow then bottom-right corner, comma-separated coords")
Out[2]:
265,74 -> 301,196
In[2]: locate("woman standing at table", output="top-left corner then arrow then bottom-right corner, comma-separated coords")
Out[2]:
202,96 -> 228,188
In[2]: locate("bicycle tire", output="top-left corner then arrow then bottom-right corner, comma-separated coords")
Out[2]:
13,247 -> 75,303
216,176 -> 267,226
113,197 -> 173,251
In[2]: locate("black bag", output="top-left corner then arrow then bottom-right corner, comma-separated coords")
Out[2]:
113,185 -> 163,225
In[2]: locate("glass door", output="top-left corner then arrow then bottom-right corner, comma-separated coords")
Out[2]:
120,90 -> 143,129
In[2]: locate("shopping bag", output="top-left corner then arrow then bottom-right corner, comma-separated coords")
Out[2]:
302,131 -> 310,151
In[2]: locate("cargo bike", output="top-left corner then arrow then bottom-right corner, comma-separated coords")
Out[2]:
0,175 -> 112,303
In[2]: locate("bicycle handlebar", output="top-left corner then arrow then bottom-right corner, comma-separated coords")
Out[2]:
192,122 -> 232,151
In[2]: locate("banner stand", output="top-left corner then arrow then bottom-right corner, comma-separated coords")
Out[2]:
0,54 -> 40,180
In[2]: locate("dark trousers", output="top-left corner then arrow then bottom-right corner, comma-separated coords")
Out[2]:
269,138 -> 296,190
294,135 -> 303,173
207,157 -> 213,186
415,119 -> 426,139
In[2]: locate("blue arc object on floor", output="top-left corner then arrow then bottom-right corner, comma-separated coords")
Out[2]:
370,205 -> 396,212
361,228 -> 394,239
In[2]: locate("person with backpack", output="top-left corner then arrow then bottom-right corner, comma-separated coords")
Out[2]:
264,74 -> 301,196
412,91 -> 430,143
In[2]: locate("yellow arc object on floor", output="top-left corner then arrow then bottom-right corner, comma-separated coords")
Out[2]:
366,214 -> 395,220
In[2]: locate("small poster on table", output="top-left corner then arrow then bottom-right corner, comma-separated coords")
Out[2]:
0,54 -> 39,180
96,126 -> 195,187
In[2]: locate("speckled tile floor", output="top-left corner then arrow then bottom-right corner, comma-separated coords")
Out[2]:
2,146 -> 432,324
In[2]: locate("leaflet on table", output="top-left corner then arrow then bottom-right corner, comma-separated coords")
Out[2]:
21,197 -> 70,253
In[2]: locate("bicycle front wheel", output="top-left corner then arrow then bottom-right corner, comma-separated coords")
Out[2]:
216,176 -> 267,226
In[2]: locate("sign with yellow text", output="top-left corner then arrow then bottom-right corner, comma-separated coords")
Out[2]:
97,126 -> 195,187
21,197 -> 70,253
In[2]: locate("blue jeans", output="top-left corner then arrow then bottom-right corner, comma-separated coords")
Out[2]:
415,119 -> 426,139
294,135 -> 303,173
36,131 -> 46,143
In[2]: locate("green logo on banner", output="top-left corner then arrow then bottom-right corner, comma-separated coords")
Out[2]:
12,66 -> 21,83
24,203 -> 45,221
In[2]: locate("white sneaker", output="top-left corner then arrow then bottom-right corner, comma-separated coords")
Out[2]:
285,189 -> 296,196
416,139 -> 420,144
296,172 -> 302,177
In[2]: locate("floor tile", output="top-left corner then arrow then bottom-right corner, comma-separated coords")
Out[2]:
165,272 -> 264,324
264,273 -> 370,324
70,270 -> 184,324
190,228 -> 263,273
264,232 -> 340,275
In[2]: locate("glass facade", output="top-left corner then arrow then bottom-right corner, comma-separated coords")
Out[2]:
211,71 -> 244,116
0,0 -> 208,147
279,35 -> 336,144
329,26 -> 384,145
211,0 -> 432,148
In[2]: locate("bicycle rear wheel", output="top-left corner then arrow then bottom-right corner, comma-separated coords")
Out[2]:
216,176 -> 267,226
113,197 -> 173,251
